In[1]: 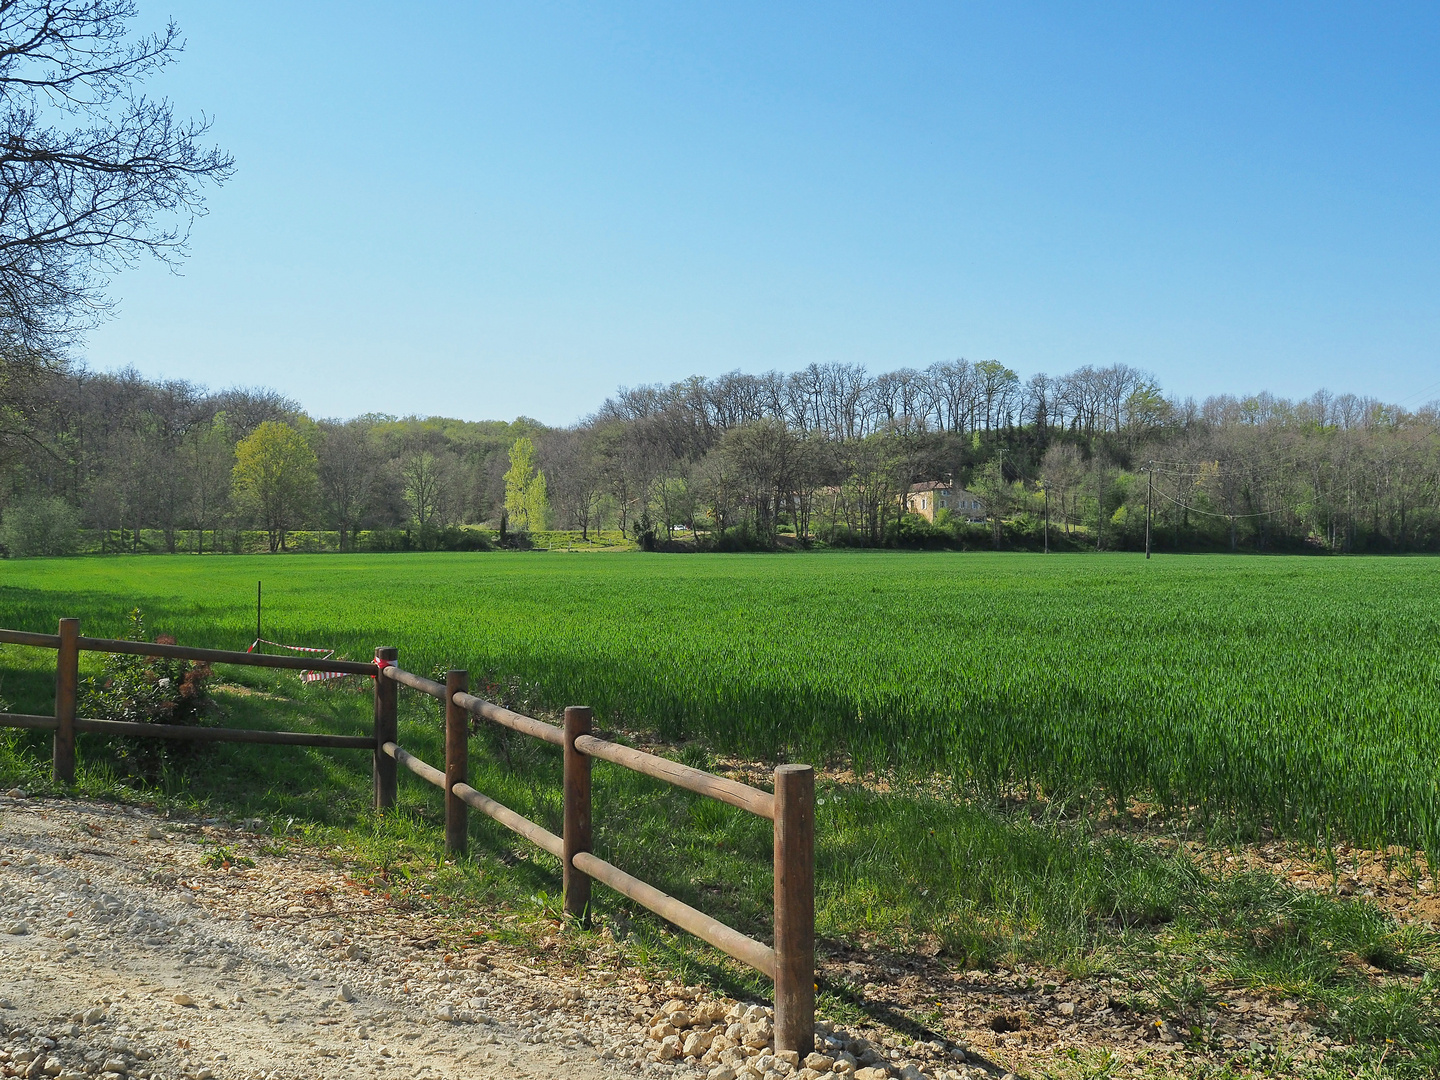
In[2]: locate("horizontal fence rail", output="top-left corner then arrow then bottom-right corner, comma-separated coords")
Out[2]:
0,627 -> 376,674
572,849 -> 778,977
385,740 -> 446,786
453,780 -> 564,859
0,629 -> 62,649
384,666 -> 447,700
0,713 -> 373,749
451,689 -> 565,746
573,732 -> 775,818
0,622 -> 816,1052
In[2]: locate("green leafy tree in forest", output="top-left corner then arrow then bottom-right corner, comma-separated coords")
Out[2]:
971,458 -> 1013,549
504,437 -> 549,531
232,421 -> 317,552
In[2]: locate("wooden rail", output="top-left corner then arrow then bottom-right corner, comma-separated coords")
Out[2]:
0,628 -> 61,648
384,741 -> 446,787
384,661 -> 815,1052
573,733 -> 775,818
386,666 -> 447,699
0,620 -> 816,1052
454,780 -> 565,859
0,626 -> 376,675
573,850 -> 778,976
450,689 -> 564,746
2,712 -> 375,750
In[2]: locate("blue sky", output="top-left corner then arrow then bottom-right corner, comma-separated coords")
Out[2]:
84,2 -> 1440,424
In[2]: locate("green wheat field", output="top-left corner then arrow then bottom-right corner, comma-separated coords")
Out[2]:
2,550 -> 1437,856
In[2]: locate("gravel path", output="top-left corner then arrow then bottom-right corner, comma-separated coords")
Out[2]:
0,793 -> 676,1080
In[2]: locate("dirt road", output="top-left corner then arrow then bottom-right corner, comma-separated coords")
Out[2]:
0,793 -> 679,1080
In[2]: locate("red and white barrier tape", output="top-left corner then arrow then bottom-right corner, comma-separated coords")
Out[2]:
247,638 -> 349,682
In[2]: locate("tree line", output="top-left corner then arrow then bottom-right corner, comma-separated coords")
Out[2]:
5,356 -> 1440,556
2,364 -> 542,554
545,361 -> 1440,553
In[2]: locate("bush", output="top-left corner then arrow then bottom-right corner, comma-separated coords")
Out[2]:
817,526 -> 870,548
702,525 -> 773,552
892,512 -> 954,549
79,609 -> 214,782
497,528 -> 532,551
0,494 -> 80,556
362,526 -> 494,552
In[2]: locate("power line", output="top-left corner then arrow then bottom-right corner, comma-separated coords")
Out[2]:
1150,483 -> 1314,521
1148,458 -> 1302,481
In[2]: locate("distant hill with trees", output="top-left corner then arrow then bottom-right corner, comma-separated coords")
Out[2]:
5,358 -> 1439,556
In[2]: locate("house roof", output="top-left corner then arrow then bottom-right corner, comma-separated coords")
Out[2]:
909,481 -> 985,500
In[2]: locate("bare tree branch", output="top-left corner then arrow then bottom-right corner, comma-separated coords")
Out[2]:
0,0 -> 232,349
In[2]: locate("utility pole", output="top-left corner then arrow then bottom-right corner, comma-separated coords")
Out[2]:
995,448 -> 1009,551
1043,485 -> 1049,554
1144,462 -> 1153,560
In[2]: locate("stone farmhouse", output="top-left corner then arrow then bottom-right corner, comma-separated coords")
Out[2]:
905,481 -> 986,523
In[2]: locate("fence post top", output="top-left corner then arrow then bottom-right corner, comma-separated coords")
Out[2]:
374,645 -> 397,658
775,764 -> 813,777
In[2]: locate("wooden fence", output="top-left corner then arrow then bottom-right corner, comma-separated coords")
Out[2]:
0,620 -> 815,1052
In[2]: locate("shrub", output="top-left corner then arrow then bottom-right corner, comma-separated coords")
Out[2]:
497,528 -> 532,551
80,609 -> 214,782
817,526 -> 870,548
892,512 -> 954,549
702,525 -> 773,552
363,526 -> 494,552
0,494 -> 80,556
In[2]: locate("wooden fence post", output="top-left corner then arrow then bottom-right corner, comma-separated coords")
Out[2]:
773,763 -> 814,1054
444,669 -> 469,858
52,618 -> 79,784
373,647 -> 397,810
563,705 -> 593,922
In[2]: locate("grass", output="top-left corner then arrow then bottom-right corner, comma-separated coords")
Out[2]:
3,551 -> 1439,855
1,550 -> 1439,1073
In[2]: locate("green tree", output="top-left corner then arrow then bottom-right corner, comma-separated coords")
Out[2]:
403,451 -> 443,531
971,458 -> 1011,549
0,493 -> 80,556
504,437 -> 549,531
186,413 -> 233,553
232,421 -> 318,552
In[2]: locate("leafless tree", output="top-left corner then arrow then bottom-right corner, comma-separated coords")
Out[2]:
0,1 -> 233,348
316,420 -> 378,551
543,427 -> 605,540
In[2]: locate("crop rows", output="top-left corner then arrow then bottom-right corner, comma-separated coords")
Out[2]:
3,551 -> 1438,858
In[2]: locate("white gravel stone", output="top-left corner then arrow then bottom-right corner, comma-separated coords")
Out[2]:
0,797 -> 657,1080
